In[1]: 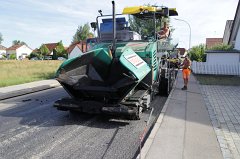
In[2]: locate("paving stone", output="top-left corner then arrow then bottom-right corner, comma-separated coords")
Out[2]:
200,85 -> 240,159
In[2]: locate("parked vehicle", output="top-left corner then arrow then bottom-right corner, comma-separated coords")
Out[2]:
44,56 -> 52,60
30,57 -> 40,60
57,57 -> 67,61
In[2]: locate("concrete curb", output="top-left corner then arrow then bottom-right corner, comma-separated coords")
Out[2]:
137,72 -> 179,159
0,81 -> 61,100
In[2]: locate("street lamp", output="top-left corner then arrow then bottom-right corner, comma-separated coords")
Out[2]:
174,18 -> 191,51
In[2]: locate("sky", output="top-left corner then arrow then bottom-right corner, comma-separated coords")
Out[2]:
0,0 -> 238,49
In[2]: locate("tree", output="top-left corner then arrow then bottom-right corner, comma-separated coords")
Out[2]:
188,44 -> 206,62
55,40 -> 67,58
29,52 -> 40,59
0,33 -> 3,44
39,44 -> 50,57
129,15 -> 167,38
29,48 -> 42,59
128,4 -> 170,38
12,40 -> 26,45
72,23 -> 93,43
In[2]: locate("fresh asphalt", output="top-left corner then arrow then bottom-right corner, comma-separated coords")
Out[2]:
0,86 -> 167,159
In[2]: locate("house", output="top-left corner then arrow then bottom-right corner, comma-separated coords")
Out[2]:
0,44 -> 7,58
6,44 -> 33,60
205,38 -> 223,49
205,1 -> 240,65
205,0 -> 240,65
67,41 -> 86,59
228,0 -> 240,50
44,43 -> 58,56
192,2 -> 240,76
223,20 -> 233,44
31,48 -> 40,54
39,42 -> 69,59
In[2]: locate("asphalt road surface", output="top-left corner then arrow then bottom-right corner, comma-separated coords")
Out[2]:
0,87 -> 167,159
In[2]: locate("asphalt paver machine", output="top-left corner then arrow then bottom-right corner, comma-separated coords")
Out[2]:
54,1 -> 178,119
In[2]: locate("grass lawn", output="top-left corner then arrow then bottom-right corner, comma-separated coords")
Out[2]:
0,60 -> 62,87
195,74 -> 240,86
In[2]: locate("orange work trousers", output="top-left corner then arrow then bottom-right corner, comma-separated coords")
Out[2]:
182,68 -> 191,79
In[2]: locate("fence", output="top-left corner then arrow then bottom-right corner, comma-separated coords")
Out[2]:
191,61 -> 240,76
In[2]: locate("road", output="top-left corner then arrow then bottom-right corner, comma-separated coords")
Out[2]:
0,87 -> 166,159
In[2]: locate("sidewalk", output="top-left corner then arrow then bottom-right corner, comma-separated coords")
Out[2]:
141,71 -> 223,159
201,84 -> 240,159
0,80 -> 60,100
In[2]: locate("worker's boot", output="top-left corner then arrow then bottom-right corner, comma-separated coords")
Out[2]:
181,86 -> 187,90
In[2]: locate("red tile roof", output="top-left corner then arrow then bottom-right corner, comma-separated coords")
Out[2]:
0,45 -> 7,50
32,48 -> 40,53
6,44 -> 24,51
206,38 -> 223,49
44,43 -> 58,52
67,41 -> 86,54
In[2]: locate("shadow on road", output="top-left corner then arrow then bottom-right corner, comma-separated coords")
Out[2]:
0,95 -> 166,131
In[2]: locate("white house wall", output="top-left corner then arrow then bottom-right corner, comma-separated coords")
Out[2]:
0,49 -> 6,54
69,46 -> 83,59
16,45 -> 33,59
207,53 -> 240,64
0,49 -> 6,58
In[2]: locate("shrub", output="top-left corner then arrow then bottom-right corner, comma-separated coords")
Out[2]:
208,43 -> 234,51
188,44 -> 206,62
9,54 -> 16,60
29,52 -> 42,60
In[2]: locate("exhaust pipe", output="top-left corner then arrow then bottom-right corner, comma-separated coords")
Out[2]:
112,1 -> 116,56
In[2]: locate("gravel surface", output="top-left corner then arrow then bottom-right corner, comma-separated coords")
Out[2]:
0,87 -> 166,159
